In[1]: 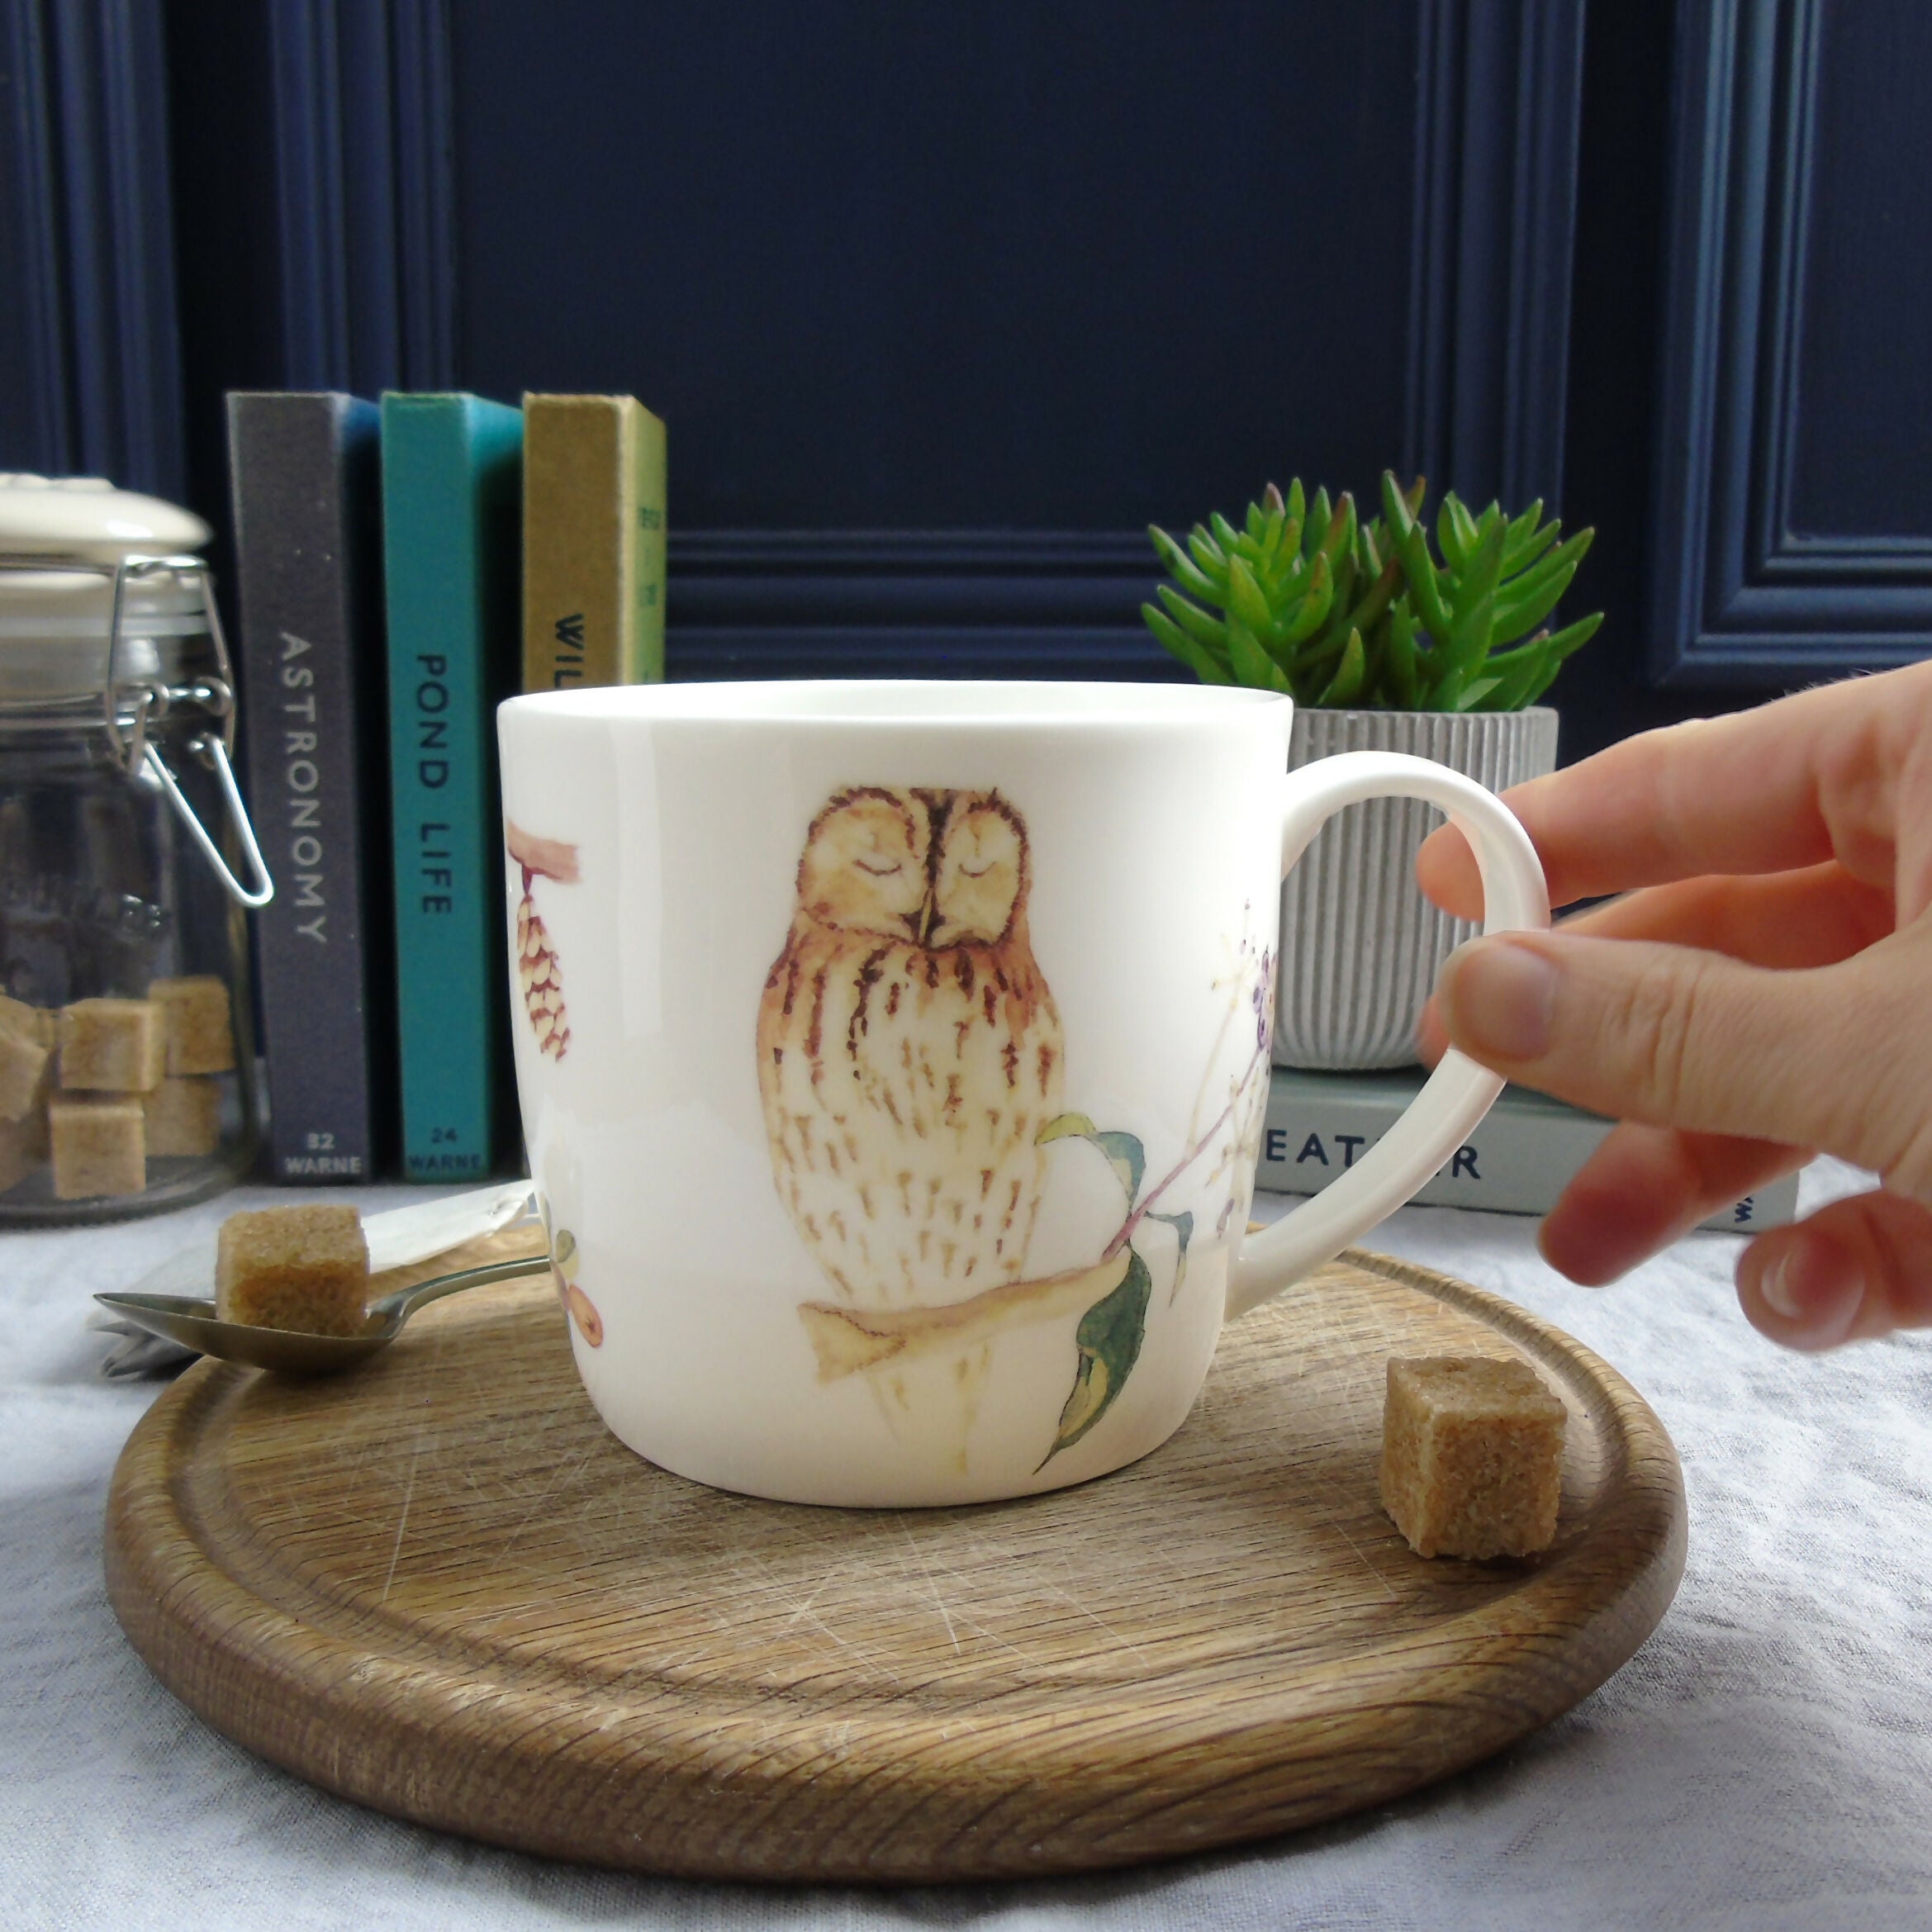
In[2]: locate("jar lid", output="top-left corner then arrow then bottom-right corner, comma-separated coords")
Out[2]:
0,472 -> 211,563
0,477 -> 214,700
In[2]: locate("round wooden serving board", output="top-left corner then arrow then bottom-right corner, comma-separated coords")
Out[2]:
105,1235 -> 1685,1884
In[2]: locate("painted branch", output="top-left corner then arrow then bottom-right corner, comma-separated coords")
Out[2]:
799,1251 -> 1132,1383
505,820 -> 581,884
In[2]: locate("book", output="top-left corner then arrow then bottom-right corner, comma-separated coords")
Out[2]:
226,391 -> 393,1183
1255,1065 -> 1800,1232
520,393 -> 667,691
379,393 -> 525,1182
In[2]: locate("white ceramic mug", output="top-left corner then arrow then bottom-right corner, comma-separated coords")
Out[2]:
498,681 -> 1547,1507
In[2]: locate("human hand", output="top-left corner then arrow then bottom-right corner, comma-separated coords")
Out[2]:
1413,661 -> 1932,1350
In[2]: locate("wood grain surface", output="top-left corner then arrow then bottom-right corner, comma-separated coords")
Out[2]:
104,1234 -> 1686,1883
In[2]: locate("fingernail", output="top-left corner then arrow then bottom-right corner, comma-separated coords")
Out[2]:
1437,937 -> 1559,1061
1759,1251 -> 1800,1320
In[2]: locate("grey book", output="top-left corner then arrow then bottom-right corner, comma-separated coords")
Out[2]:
1256,1066 -> 1799,1233
228,392 -> 393,1180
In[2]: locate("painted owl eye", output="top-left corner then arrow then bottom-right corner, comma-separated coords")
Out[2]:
958,861 -> 994,878
855,856 -> 902,876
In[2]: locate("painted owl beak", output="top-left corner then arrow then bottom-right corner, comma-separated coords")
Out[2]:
915,893 -> 939,947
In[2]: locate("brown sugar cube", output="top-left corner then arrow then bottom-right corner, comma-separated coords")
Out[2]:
48,1094 -> 146,1199
0,1024 -> 48,1122
149,975 -> 235,1075
1380,1355 -> 1566,1560
0,1114 -> 35,1193
0,994 -> 54,1049
143,1076 -> 221,1159
216,1203 -> 371,1336
58,999 -> 165,1093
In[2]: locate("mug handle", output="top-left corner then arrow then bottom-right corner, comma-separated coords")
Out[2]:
1225,750 -> 1550,1321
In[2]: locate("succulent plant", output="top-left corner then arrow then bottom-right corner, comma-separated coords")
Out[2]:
1142,472 -> 1602,710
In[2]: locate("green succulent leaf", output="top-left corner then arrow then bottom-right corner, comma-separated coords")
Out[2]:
1317,627 -> 1368,706
1321,491 -> 1357,570
1474,635 -> 1550,711
1305,486 -> 1332,558
1155,582 -> 1228,651
1503,519 -> 1561,576
1384,599 -> 1422,708
1226,620 -> 1287,690
1452,514 -> 1507,621
1379,469 -> 1417,542
1450,675 -> 1504,713
1040,1247 -> 1153,1465
1502,500 -> 1548,568
1279,551 -> 1335,644
1142,605 -> 1232,683
1492,527 -> 1595,642
1226,555 -> 1275,640
1210,510 -> 1246,559
1403,524 -> 1453,642
1149,525 -> 1221,604
1187,526 -> 1229,583
1523,610 -> 1604,700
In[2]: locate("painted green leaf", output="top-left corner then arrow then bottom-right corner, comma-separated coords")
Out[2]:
1037,1117 -> 1145,1202
1090,1131 -> 1146,1203
553,1227 -> 577,1265
1041,1247 -> 1154,1464
1148,1208 -> 1194,1300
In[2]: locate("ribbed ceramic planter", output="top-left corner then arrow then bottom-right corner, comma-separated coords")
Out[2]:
1274,706 -> 1559,1070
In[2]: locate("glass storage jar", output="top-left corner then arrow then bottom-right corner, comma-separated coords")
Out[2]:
0,474 -> 273,1222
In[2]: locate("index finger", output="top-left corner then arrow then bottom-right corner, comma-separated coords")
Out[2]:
1416,663 -> 1929,915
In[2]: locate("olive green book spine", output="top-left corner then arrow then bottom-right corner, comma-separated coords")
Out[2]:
520,393 -> 667,691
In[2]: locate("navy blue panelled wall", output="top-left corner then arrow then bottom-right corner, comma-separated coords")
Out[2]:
2,0 -> 1926,756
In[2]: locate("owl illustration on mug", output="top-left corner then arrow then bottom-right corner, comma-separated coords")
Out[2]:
757,787 -> 1065,1314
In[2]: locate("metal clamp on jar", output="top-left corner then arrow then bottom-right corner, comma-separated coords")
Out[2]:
0,474 -> 273,1220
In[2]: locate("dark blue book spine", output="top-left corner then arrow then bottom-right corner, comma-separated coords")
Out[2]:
229,391 -> 393,1180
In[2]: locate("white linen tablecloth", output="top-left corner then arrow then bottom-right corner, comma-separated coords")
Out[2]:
4,1161 -> 1929,1930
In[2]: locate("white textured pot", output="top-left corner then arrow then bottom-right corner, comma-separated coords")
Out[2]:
1274,705 -> 1559,1070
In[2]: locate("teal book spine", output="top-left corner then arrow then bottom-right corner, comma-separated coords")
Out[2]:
380,393 -> 524,1180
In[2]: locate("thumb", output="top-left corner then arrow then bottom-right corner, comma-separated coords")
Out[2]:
1738,1189 -> 1932,1348
1431,926 -> 1932,1194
